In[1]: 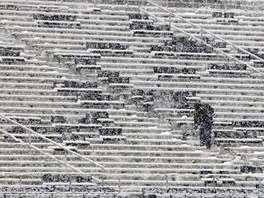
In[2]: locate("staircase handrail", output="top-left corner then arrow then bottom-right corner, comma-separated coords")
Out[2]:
0,114 -> 105,181
164,0 -> 264,11
0,128 -> 96,176
140,0 -> 264,75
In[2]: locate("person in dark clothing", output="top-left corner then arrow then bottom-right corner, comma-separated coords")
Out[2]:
194,102 -> 214,149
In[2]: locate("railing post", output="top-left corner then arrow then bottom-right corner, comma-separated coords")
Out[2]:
213,174 -> 216,193
169,13 -> 172,30
28,130 -> 31,151
101,177 -> 104,186
64,150 -> 68,164
200,29 -> 203,40
118,178 -> 121,192
252,1 -> 255,13
90,145 -> 95,156
166,174 -> 169,188
192,0 -> 195,10
138,0 -> 142,13
69,178 -> 72,189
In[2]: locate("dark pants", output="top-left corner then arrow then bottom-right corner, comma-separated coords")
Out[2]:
199,122 -> 212,149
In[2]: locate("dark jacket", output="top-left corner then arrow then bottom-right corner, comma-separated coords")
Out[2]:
194,103 -> 214,127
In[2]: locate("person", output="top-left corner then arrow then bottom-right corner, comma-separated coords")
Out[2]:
194,102 -> 214,149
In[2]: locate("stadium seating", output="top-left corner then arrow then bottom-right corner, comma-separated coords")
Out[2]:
0,0 -> 263,196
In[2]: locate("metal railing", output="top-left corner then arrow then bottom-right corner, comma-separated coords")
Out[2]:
93,0 -> 264,11
0,114 -> 105,183
163,0 -> 264,12
137,0 -> 264,76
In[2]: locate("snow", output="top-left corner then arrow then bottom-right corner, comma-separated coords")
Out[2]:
179,144 -> 191,147
223,162 -> 234,166
0,0 -> 263,196
181,115 -> 188,120
161,131 -> 172,136
232,156 -> 242,163
194,150 -> 204,153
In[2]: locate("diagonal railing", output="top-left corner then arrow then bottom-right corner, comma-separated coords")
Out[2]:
137,0 -> 264,76
161,0 -> 264,12
0,128 -> 87,174
0,114 -> 105,183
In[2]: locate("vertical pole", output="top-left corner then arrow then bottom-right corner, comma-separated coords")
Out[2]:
142,188 -> 146,197
101,177 -> 104,186
200,29 -> 203,41
28,131 -> 31,151
91,145 -> 95,156
138,0 -> 142,13
245,0 -> 248,13
69,178 -> 72,189
64,150 -> 67,165
166,175 -> 169,188
118,178 -> 121,192
169,13 -> 172,30
192,0 -> 195,10
213,175 -> 216,193
206,0 -> 208,10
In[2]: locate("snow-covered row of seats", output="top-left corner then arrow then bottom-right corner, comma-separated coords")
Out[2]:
0,0 -> 263,196
145,5 -> 264,58
140,5 -> 263,111
0,131 -> 99,187
0,1 -> 190,192
0,1 -> 113,192
166,0 -> 264,10
0,0 -> 241,167
139,1 -> 264,193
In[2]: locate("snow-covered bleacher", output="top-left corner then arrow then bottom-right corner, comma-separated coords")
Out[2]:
0,0 -> 263,196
